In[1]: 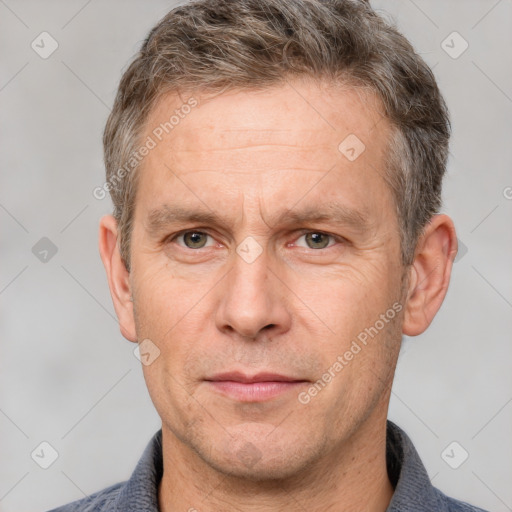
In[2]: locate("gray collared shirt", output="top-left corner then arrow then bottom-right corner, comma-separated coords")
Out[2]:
48,420 -> 488,511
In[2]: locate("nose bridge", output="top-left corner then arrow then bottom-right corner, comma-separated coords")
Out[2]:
216,240 -> 286,339
230,242 -> 271,311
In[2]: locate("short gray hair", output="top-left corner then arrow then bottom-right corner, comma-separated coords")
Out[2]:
103,0 -> 450,271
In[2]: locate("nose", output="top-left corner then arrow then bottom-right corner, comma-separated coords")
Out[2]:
215,244 -> 291,341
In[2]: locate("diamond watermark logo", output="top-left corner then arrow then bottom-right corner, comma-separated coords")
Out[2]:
338,134 -> 366,162
441,32 -> 468,60
236,441 -> 262,468
31,441 -> 59,469
441,441 -> 469,469
454,238 -> 468,263
134,338 -> 161,366
32,237 -> 58,263
31,32 -> 59,59
236,236 -> 263,264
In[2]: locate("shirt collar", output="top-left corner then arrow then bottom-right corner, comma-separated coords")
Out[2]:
385,419 -> 448,511
113,420 -> 442,511
113,428 -> 163,511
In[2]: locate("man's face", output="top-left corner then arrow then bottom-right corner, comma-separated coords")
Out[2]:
129,80 -> 406,479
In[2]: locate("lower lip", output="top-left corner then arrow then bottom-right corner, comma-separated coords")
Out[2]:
206,381 -> 307,402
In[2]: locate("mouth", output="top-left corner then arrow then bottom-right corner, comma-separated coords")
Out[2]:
204,371 -> 309,402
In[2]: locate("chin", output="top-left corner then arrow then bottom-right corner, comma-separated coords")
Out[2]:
207,451 -> 312,482
199,429 -> 324,483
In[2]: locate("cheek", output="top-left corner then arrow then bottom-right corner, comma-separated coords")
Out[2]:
142,359 -> 203,438
135,280 -> 206,427
132,260 -> 200,337
301,308 -> 402,437
133,266 -> 216,388
288,257 -> 395,332
293,258 -> 403,401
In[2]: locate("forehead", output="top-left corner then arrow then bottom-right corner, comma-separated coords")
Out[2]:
136,80 -> 394,223
145,80 -> 388,156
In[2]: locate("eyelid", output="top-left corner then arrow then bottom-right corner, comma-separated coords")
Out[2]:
291,230 -> 343,249
167,229 -> 217,248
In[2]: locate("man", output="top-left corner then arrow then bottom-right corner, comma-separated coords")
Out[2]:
50,0 -> 488,510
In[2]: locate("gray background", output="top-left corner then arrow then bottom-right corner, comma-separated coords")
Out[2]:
1,1 -> 511,511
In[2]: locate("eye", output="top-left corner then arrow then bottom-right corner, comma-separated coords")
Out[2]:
168,230 -> 341,252
294,231 -> 338,250
172,231 -> 215,249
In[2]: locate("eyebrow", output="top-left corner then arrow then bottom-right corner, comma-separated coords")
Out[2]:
145,202 -> 371,238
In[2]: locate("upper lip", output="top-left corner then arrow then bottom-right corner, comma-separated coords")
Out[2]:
205,371 -> 307,383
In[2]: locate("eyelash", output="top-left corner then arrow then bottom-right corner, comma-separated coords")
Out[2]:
167,229 -> 343,251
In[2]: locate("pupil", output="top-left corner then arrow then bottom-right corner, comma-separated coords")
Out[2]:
186,232 -> 205,248
308,233 -> 327,248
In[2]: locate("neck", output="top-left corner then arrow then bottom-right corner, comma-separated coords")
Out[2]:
158,409 -> 394,512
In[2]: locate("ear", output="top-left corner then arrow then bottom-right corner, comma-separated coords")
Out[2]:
402,214 -> 458,336
98,214 -> 137,342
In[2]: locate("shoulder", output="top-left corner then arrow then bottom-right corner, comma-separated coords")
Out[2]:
434,487 -> 490,512
45,481 -> 125,512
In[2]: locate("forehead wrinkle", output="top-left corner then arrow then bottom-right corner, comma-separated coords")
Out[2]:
153,156 -> 332,177
173,168 -> 329,175
171,143 -> 330,152
144,204 -> 230,235
262,202 -> 372,232
143,200 -> 372,239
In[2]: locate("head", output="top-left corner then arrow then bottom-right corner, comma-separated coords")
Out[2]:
99,0 -> 457,482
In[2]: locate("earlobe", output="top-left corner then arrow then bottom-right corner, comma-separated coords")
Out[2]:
98,215 -> 138,343
402,214 -> 458,337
